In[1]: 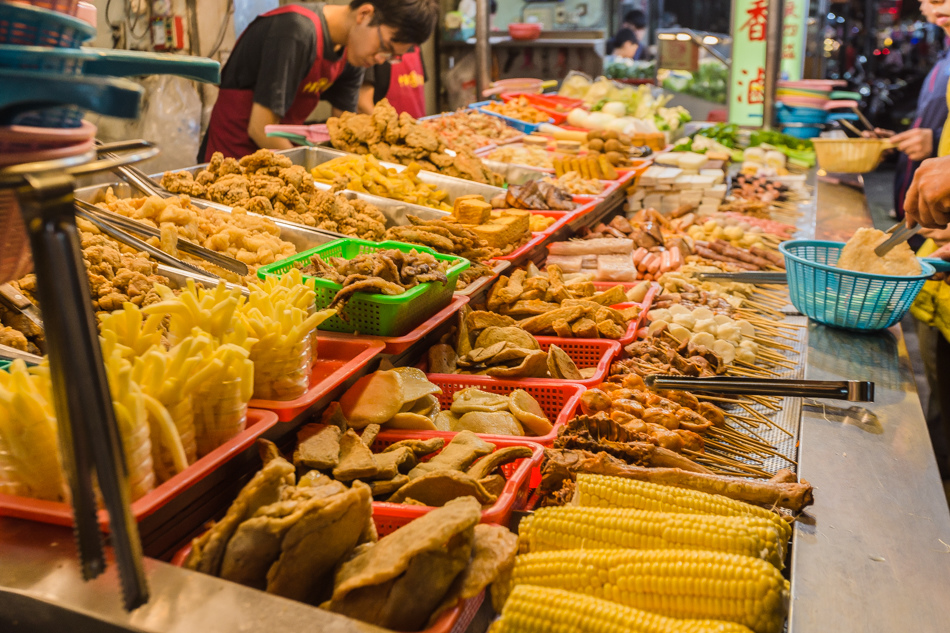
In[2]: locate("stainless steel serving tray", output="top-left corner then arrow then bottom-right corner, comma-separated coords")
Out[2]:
150,151 -> 452,227
74,181 -> 337,254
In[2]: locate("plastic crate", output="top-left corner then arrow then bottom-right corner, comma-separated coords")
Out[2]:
320,294 -> 469,355
370,435 -> 544,531
256,239 -> 469,337
500,92 -> 584,124
0,409 -> 280,530
469,100 -> 553,134
0,359 -> 10,371
779,240 -> 935,331
248,337 -> 384,422
423,337 -> 621,388
375,377 -> 585,446
0,2 -> 95,47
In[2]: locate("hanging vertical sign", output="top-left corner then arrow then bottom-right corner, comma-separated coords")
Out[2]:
781,0 -> 807,80
728,0 -> 768,125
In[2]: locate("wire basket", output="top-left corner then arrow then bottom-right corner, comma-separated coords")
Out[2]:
0,2 -> 94,47
780,240 -> 936,331
811,138 -> 892,173
257,239 -> 469,337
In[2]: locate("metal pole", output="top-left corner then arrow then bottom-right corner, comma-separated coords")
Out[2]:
762,0 -> 785,130
474,0 -> 491,97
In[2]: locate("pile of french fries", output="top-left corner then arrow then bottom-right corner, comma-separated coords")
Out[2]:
310,155 -> 452,211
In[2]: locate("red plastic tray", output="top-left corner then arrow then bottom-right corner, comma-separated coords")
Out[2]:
500,92 -> 584,124
0,408 -> 280,530
370,435 -> 543,530
320,295 -> 469,355
249,337 -> 384,422
422,337 -> 620,388
375,376 -> 584,446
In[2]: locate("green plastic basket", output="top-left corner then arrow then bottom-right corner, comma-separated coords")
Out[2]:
257,239 -> 469,337
0,359 -> 10,372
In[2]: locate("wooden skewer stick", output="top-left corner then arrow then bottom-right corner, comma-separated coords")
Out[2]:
752,337 -> 797,351
747,395 -> 781,411
687,451 -> 771,477
734,359 -> 779,376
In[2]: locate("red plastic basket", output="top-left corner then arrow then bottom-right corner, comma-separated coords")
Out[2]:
249,337 -> 384,422
500,92 -> 585,124
423,337 -> 620,388
319,295 -> 469,355
370,435 -> 543,530
375,376 -> 584,446
0,409 -> 280,530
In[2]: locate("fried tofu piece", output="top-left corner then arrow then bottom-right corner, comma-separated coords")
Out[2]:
333,430 -> 379,481
368,475 -> 410,497
429,343 -> 458,374
565,280 -> 595,297
478,474 -> 506,498
465,310 -> 517,331
502,299 -> 562,318
383,437 -> 445,457
519,305 -> 585,334
407,431 -> 494,479
496,268 -> 526,304
487,275 -> 511,311
370,446 -> 417,479
547,344 -> 582,380
293,424 -> 342,471
589,285 -> 627,306
485,350 -> 549,378
571,317 -> 600,338
360,424 -> 381,447
466,446 -> 533,480
552,319 -> 573,338
326,497 -> 480,631
452,196 -> 493,224
388,470 -> 497,506
597,319 -> 626,339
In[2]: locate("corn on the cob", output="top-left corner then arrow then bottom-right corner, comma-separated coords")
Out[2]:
574,473 -> 792,541
518,506 -> 785,568
493,549 -> 788,633
490,585 -> 754,633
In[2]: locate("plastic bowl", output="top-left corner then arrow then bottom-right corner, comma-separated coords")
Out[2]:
508,23 -> 542,40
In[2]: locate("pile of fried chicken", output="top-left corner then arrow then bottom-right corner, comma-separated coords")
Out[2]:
327,99 -> 503,186
300,248 -> 449,311
161,150 -> 387,241
94,189 -> 296,280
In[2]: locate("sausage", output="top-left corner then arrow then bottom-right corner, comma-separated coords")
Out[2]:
660,251 -> 672,273
694,246 -> 759,270
632,247 -> 649,267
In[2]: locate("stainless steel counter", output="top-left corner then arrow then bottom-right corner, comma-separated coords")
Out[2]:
2,171 -> 949,632
787,174 -> 950,631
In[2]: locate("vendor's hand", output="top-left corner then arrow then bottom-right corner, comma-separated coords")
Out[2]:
861,128 -> 894,139
904,156 -> 950,229
891,128 -> 933,162
930,243 -> 950,261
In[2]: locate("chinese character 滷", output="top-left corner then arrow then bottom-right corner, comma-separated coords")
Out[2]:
784,0 -> 797,18
748,67 -> 765,104
784,23 -> 798,37
741,0 -> 769,41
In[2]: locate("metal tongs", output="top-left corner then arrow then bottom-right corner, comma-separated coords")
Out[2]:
0,282 -> 43,328
75,199 -> 248,277
74,200 -> 221,279
695,271 -> 789,284
644,374 -> 875,402
874,221 -> 922,257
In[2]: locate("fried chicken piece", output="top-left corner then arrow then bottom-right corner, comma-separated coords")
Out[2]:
369,142 -> 396,162
341,112 -> 382,145
160,171 -> 207,198
0,325 -> 28,351
207,174 -> 250,206
239,149 -> 292,176
248,174 -> 284,201
328,278 -> 407,312
245,196 -> 274,215
405,123 -> 441,153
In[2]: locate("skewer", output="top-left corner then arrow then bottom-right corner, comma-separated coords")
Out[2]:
734,359 -> 779,376
747,395 -> 781,411
703,440 -> 765,463
687,451 -> 771,477
751,337 -> 796,351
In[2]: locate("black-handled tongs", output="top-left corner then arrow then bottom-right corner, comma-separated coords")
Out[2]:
644,374 -> 875,402
6,143 -> 156,610
75,199 -> 248,276
695,271 -> 789,284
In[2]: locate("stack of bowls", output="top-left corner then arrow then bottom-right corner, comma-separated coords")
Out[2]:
776,80 -> 834,139
0,1 -> 111,281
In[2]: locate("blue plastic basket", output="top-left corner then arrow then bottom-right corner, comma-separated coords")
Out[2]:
780,240 -> 936,331
0,2 -> 94,48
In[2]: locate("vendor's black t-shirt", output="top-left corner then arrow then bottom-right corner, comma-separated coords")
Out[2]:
218,3 -> 363,116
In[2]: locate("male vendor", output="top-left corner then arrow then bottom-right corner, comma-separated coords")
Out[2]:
359,48 -> 427,119
199,0 -> 439,160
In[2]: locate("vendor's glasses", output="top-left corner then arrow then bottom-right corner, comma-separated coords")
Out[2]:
376,24 -> 414,63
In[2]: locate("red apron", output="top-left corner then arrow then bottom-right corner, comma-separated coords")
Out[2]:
203,4 -> 347,160
384,49 -> 426,119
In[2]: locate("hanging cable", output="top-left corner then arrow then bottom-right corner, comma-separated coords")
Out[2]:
207,0 -> 235,58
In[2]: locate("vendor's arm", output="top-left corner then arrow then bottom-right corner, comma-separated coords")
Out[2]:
247,104 -> 294,150
357,65 -> 378,114
905,155 -> 950,228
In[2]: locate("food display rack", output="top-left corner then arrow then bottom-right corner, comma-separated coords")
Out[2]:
2,163 -> 949,633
